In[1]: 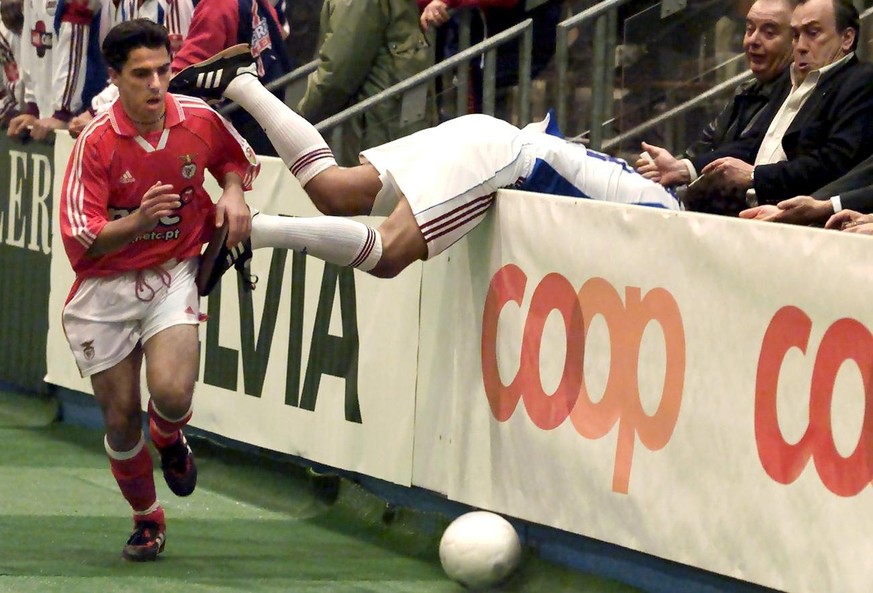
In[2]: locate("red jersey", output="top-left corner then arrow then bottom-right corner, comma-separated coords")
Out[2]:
60,92 -> 259,278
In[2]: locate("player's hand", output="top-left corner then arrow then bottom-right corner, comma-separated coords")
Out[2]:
638,142 -> 689,187
825,209 -> 873,231
739,204 -> 780,221
701,157 -> 754,190
7,113 -> 35,138
137,181 -> 180,231
30,116 -> 67,141
420,0 -> 449,32
215,178 -> 250,248
68,112 -> 94,138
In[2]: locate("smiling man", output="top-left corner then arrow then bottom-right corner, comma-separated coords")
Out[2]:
58,19 -> 258,561
635,0 -> 794,202
639,0 -> 873,214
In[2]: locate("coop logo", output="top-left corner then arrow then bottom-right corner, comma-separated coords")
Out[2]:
755,306 -> 873,497
481,264 -> 686,494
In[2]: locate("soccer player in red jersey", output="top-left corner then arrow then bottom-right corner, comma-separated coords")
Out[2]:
58,18 -> 259,561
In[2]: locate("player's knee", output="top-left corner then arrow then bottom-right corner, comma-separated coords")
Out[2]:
149,380 -> 194,417
311,195 -> 346,216
368,245 -> 414,279
102,405 -> 142,445
368,259 -> 404,279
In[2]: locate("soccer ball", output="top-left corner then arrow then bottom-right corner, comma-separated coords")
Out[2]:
439,511 -> 522,590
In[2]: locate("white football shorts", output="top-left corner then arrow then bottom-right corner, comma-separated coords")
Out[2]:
62,257 -> 201,377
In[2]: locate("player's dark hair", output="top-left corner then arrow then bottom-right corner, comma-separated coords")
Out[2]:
102,19 -> 170,72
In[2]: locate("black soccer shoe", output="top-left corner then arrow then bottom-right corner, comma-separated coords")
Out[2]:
122,521 -> 166,561
168,43 -> 257,101
196,224 -> 257,297
157,434 -> 197,497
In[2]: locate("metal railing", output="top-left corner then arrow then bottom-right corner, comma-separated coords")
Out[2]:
555,0 -> 626,149
227,2 -> 873,160
311,17 -> 534,158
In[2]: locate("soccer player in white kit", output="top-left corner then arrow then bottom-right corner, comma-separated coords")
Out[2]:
168,44 -> 679,293
59,20 -> 257,560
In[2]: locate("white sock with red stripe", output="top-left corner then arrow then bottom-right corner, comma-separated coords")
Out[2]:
251,213 -> 382,272
223,75 -> 336,187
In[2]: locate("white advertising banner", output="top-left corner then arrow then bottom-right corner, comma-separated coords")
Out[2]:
437,189 -> 873,593
47,133 -> 420,485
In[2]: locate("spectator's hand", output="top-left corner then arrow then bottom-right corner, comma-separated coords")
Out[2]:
216,175 -> 251,248
825,209 -> 873,231
68,111 -> 94,138
30,116 -> 67,141
739,204 -> 780,220
771,195 -> 833,225
701,157 -> 754,190
420,0 -> 450,32
638,142 -> 689,187
7,113 -> 35,138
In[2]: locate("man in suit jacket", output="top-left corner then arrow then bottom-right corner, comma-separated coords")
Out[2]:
644,0 -> 873,214
739,150 -> 873,224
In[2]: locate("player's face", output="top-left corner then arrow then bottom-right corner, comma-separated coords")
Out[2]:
110,46 -> 172,126
791,0 -> 855,83
743,0 -> 793,83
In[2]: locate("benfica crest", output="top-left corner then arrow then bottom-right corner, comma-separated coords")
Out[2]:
179,154 -> 197,179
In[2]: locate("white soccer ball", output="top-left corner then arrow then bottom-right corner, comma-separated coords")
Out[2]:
439,511 -> 522,590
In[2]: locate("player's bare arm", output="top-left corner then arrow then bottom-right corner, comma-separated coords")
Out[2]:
86,182 -> 180,258
215,172 -> 251,248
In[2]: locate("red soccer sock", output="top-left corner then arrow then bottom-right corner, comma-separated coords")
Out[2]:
106,434 -> 162,523
147,400 -> 192,449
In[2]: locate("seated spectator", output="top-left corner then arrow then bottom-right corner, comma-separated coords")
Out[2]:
738,147 -> 873,224
635,0 -> 794,213
639,0 -> 873,216
299,0 -> 434,166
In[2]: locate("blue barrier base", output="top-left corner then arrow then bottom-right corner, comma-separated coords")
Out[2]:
50,384 -> 776,593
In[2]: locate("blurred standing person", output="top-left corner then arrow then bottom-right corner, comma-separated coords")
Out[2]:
7,0 -> 110,140
68,0 -> 197,136
298,0 -> 435,166
0,0 -> 23,126
171,0 -> 292,156
419,0 -> 560,122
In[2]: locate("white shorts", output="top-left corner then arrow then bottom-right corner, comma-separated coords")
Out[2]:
62,257 -> 201,377
362,114 -> 679,259
362,114 -> 527,259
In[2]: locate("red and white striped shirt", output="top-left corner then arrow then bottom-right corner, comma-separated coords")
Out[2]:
60,92 -> 259,278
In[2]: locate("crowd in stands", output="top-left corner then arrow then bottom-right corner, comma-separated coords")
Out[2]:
3,0 -> 873,234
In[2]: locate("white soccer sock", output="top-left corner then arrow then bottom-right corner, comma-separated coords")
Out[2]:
224,75 -> 337,186
251,214 -> 383,272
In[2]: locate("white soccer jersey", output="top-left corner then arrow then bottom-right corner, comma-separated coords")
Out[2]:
20,0 -> 55,117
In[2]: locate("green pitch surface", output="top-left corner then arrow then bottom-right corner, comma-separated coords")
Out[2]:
0,389 -> 641,593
